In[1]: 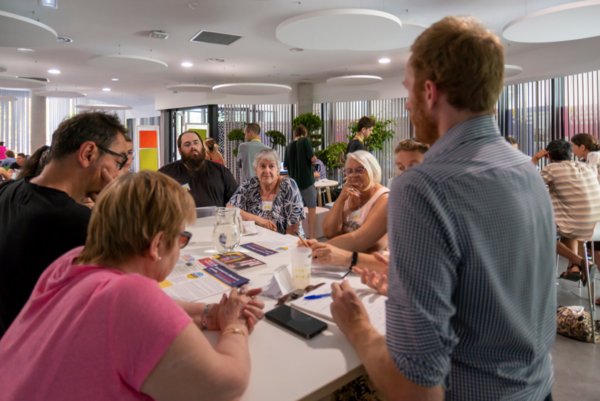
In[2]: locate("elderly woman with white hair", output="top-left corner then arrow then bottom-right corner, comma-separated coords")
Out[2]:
227,148 -> 306,236
322,150 -> 389,254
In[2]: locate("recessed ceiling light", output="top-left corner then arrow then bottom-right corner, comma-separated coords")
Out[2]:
57,36 -> 73,43
48,69 -> 60,74
112,78 -> 119,81
18,48 -> 35,52
290,48 -> 304,52
379,58 -> 391,64
206,58 -> 225,63
40,0 -> 57,9
181,62 -> 193,67
103,88 -> 111,91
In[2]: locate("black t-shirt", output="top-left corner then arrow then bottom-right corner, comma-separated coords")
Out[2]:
9,162 -> 20,171
284,137 -> 315,191
346,138 -> 365,155
0,179 -> 91,337
158,160 -> 238,207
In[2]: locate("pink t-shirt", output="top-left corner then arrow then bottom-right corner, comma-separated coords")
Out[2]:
0,247 -> 191,400
0,145 -> 6,160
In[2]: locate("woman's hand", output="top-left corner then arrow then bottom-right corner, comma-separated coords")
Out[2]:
352,253 -> 389,296
339,181 -> 362,203
217,286 -> 265,334
311,243 -> 352,266
256,217 -> 277,232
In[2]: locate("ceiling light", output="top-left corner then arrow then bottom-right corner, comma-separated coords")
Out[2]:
379,58 -> 391,63
206,58 -> 225,63
48,69 -> 60,74
18,48 -> 35,52
290,48 -> 304,52
103,87 -> 111,91
181,62 -> 193,67
40,0 -> 57,9
112,78 -> 119,81
57,36 -> 73,43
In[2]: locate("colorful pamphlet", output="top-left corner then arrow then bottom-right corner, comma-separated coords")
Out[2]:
240,243 -> 278,256
213,252 -> 266,269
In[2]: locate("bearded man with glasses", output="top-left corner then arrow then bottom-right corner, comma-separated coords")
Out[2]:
159,131 -> 238,208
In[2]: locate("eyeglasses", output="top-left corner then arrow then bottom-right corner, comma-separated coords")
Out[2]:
179,231 -> 192,249
344,167 -> 365,176
96,144 -> 128,170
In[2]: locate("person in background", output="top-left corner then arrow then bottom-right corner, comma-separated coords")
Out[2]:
0,141 -> 6,160
115,135 -> 135,178
1,150 -> 16,167
285,125 -> 318,239
313,157 -> 326,181
205,138 -> 226,166
227,149 -> 305,236
237,123 -> 269,181
323,151 -> 389,253
159,131 -> 238,207
330,16 -> 555,401
506,136 -> 519,149
346,116 -> 375,155
0,171 -> 265,400
7,153 -> 26,178
17,145 -> 51,180
388,139 -> 430,188
533,140 -> 600,286
571,133 -> 600,182
0,112 -> 128,337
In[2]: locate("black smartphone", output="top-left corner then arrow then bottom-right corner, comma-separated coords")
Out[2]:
265,305 -> 328,339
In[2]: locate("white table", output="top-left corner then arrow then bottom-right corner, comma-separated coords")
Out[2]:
185,217 -> 367,401
314,179 -> 340,207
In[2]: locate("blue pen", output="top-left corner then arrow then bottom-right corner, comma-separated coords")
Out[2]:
304,293 -> 331,300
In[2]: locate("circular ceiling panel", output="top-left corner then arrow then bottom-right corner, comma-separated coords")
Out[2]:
0,76 -> 46,89
276,9 -> 403,50
35,91 -> 87,98
0,10 -> 58,48
504,65 -> 523,78
0,96 -> 17,102
0,64 -> 7,73
88,55 -> 168,72
352,21 -> 427,51
75,104 -> 133,111
167,84 -> 213,92
326,75 -> 383,86
503,0 -> 600,43
212,83 -> 292,95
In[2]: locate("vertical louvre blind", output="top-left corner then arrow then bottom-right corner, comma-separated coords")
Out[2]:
218,104 -> 296,183
0,89 -> 31,154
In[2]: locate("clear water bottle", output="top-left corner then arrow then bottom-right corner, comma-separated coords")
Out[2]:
212,207 -> 241,253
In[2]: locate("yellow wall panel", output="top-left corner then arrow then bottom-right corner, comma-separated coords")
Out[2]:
139,148 -> 158,171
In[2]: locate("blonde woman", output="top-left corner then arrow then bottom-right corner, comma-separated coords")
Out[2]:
205,138 -> 226,166
0,171 -> 264,400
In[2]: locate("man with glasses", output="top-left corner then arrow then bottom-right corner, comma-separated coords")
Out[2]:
0,111 -> 129,337
159,131 -> 238,207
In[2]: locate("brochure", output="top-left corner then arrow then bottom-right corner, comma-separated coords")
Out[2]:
213,251 -> 266,269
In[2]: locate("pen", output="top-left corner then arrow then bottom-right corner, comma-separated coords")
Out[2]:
341,268 -> 352,279
304,293 -> 331,300
294,230 -> 309,248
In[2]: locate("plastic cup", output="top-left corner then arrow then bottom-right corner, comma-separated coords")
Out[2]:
291,247 -> 311,289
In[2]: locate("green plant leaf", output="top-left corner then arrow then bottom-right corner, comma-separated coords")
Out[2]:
264,130 -> 287,149
227,128 -> 245,142
292,113 -> 323,150
347,116 -> 396,152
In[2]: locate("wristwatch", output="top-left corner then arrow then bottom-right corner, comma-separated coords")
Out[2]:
349,252 -> 358,269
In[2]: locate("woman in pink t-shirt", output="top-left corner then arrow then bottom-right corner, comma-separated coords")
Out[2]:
0,141 -> 6,160
0,171 -> 265,401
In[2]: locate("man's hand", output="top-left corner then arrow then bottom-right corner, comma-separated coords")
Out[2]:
532,149 -> 549,164
353,267 -> 388,296
256,218 -> 277,232
89,168 -> 115,202
330,280 -> 372,344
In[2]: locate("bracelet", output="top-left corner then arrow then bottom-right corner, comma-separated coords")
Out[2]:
350,251 -> 358,269
201,303 -> 211,330
222,327 -> 246,337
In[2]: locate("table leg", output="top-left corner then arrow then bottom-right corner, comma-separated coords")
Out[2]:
318,189 -> 323,207
326,187 -> 332,204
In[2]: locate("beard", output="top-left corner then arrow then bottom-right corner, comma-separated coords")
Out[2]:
182,148 -> 206,171
410,89 -> 439,146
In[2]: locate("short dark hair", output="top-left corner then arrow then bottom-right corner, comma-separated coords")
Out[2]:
506,136 -> 518,145
357,116 -> 375,133
17,153 -> 25,158
546,139 -> 572,161
50,112 -> 127,161
5,150 -> 15,158
294,125 -> 308,137
177,130 -> 203,149
245,123 -> 260,136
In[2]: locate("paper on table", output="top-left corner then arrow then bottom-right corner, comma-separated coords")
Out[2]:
242,221 -> 258,236
311,263 -> 349,279
291,285 -> 387,336
254,235 -> 298,252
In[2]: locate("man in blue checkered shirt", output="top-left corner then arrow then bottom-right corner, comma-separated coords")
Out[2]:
330,16 -> 556,401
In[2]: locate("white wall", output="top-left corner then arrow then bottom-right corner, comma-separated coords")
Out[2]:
125,103 -> 160,119
313,76 -> 408,103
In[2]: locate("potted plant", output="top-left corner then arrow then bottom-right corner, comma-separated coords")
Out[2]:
264,130 -> 287,150
347,116 -> 396,152
292,113 -> 323,150
227,128 -> 245,157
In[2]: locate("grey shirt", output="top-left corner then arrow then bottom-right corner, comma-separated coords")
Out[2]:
237,140 -> 270,182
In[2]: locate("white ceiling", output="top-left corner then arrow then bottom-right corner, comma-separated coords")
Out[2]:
1,0 -> 600,109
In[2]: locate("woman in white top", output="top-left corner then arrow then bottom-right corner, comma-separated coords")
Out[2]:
571,133 -> 600,183
323,150 -> 389,254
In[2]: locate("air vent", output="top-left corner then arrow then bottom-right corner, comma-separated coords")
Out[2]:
16,76 -> 50,82
190,30 -> 242,46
